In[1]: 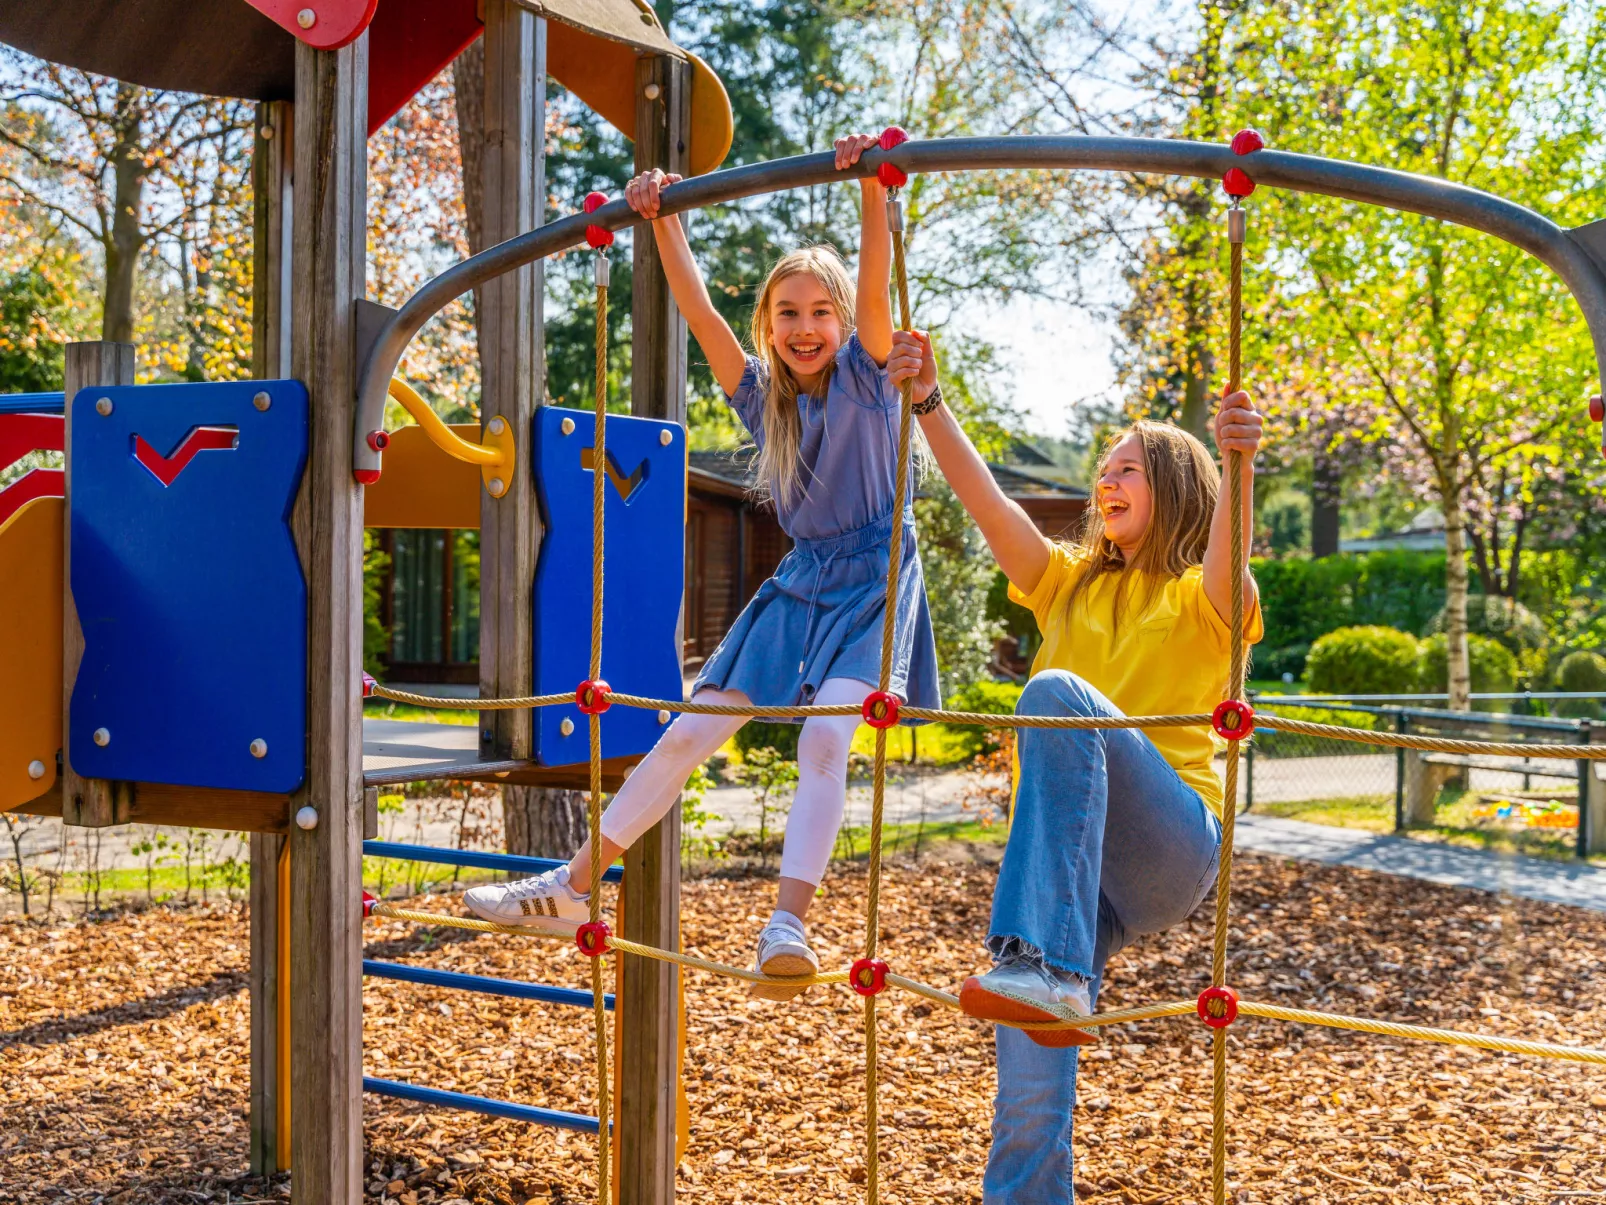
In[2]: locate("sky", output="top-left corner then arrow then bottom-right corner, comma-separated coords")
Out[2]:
964,292 -> 1123,440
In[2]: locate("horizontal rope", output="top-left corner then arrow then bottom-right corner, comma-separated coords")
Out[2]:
1237,1001 -> 1606,1065
371,684 -> 572,711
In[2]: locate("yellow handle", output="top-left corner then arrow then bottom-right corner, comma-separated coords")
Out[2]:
386,377 -> 503,469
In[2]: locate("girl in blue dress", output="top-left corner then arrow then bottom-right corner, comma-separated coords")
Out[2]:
466,134 -> 940,997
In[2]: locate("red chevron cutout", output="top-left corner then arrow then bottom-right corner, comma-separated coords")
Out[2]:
0,412 -> 64,474
0,468 -> 63,528
132,426 -> 238,487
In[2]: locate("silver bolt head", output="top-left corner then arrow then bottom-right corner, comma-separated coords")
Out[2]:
250,738 -> 268,759
659,429 -> 673,446
487,416 -> 506,436
94,397 -> 113,417
657,710 -> 670,725
488,477 -> 506,497
27,759 -> 46,780
253,391 -> 271,411
560,417 -> 576,436
296,7 -> 316,28
93,727 -> 110,747
295,805 -> 319,830
560,717 -> 575,737
644,82 -> 662,100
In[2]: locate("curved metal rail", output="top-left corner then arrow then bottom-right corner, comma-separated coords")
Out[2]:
354,136 -> 1606,478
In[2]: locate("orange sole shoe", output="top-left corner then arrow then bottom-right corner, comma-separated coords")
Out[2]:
959,976 -> 1099,1049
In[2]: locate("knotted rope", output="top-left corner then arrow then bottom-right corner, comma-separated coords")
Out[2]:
587,235 -> 611,1205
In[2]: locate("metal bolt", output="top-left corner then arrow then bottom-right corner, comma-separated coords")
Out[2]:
487,477 -> 506,497
487,416 -> 506,436
261,125 -> 274,140
644,83 -> 662,100
560,717 -> 575,737
27,760 -> 46,780
95,397 -> 113,416
560,417 -> 576,436
93,727 -> 110,747
296,8 -> 316,28
250,738 -> 268,759
295,805 -> 319,830
657,710 -> 670,725
659,429 -> 673,446
253,391 -> 271,412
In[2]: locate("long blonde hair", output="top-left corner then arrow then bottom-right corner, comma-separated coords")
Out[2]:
747,246 -> 859,507
1065,420 -> 1219,628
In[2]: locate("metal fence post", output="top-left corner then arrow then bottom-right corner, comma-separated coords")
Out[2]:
1245,733 -> 1255,814
1393,710 -> 1407,833
1579,720 -> 1593,860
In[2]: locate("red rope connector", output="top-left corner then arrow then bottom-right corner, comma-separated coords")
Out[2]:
1589,394 -> 1604,423
1230,128 -> 1266,156
362,890 -> 378,918
850,957 -> 889,997
366,428 -> 390,453
862,690 -> 901,729
576,679 -> 612,715
584,191 -> 614,249
1222,167 -> 1256,198
1211,699 -> 1255,741
362,672 -> 378,698
877,126 -> 909,189
576,921 -> 611,957
1197,985 -> 1239,1029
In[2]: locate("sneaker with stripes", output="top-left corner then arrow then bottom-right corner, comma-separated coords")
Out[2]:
464,865 -> 590,934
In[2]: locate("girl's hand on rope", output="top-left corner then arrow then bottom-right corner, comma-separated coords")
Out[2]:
834,132 -> 883,182
888,329 -> 938,406
624,168 -> 683,221
1214,389 -> 1263,459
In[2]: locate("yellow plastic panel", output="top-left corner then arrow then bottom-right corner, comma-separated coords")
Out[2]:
0,495 -> 63,810
362,424 -> 482,530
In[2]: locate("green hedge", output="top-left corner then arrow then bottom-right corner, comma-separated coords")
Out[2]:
1306,626 -> 1423,695
1416,632 -> 1518,700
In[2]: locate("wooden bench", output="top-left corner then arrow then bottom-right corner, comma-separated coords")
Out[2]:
1404,748 -> 1604,840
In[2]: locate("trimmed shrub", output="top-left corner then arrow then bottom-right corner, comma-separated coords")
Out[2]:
1305,626 -> 1422,695
1554,651 -> 1606,719
1252,551 -> 1449,649
732,720 -> 800,761
945,679 -> 1025,761
1416,633 -> 1518,700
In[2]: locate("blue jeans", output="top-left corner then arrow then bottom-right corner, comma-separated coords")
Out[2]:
984,670 -> 1222,1204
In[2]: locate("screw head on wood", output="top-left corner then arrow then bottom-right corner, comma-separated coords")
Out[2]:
296,8 -> 316,28
250,738 -> 268,759
487,416 -> 506,436
644,82 -> 662,100
658,710 -> 670,724
560,717 -> 575,737
659,429 -> 673,446
295,805 -> 319,830
487,477 -> 506,497
95,398 -> 113,416
27,760 -> 46,779
253,391 -> 271,412
93,727 -> 110,747
560,417 -> 576,436
261,125 -> 274,140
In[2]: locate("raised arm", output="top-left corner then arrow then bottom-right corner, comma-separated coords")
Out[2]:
1202,390 -> 1263,625
834,134 -> 893,365
625,170 -> 748,397
888,331 -> 1052,593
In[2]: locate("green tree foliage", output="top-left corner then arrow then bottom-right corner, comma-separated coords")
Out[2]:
915,479 -> 1005,692
0,262 -> 72,390
1417,632 -> 1518,699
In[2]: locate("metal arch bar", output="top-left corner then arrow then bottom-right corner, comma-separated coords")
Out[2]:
353,135 -> 1606,476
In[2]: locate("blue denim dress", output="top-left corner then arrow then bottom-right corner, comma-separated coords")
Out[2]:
691,334 -> 941,713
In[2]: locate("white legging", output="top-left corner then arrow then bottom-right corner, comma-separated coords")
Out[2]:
599,677 -> 871,887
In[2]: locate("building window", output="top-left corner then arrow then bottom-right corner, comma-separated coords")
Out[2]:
383,528 -> 480,682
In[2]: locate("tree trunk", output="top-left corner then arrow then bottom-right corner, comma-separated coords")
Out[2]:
1442,492 -> 1472,712
502,785 -> 589,858
1310,443 -> 1341,557
103,86 -> 146,344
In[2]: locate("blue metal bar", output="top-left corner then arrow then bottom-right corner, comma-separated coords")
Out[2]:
363,959 -> 613,1010
361,840 -> 623,882
363,1077 -> 600,1133
0,392 -> 66,416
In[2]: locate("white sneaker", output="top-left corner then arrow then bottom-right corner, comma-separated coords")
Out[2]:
958,957 -> 1097,1049
463,866 -> 590,934
749,915 -> 819,1002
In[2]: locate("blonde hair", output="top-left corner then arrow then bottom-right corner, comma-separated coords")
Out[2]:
1064,419 -> 1219,629
748,246 -> 859,507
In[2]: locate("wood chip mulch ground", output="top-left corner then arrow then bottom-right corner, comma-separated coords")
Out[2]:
2,848 -> 1605,1204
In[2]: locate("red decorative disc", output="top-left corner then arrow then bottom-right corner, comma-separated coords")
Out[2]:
850,957 -> 889,997
362,890 -> 378,918
877,125 -> 910,188
861,690 -> 901,729
1589,394 -> 1604,423
583,192 -> 614,249
1211,699 -> 1255,741
1222,167 -> 1256,198
576,921 -> 611,957
576,679 -> 613,715
366,429 -> 390,452
1197,985 -> 1239,1029
1230,128 -> 1266,156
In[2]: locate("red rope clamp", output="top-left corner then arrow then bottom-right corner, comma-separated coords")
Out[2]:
1211,699 -> 1255,741
366,429 -> 390,453
576,921 -> 611,957
862,690 -> 901,729
876,126 -> 909,189
361,890 -> 378,918
576,679 -> 613,715
1589,394 -> 1604,423
1197,985 -> 1239,1029
583,191 -> 614,249
1223,127 -> 1263,199
362,672 -> 378,699
850,957 -> 889,997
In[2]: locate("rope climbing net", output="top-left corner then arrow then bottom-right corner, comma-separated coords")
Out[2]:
362,131 -> 1606,1205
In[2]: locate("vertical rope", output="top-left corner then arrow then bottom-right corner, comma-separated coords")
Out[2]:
589,251 -> 611,1205
1210,210 -> 1247,1205
863,188 -> 917,1205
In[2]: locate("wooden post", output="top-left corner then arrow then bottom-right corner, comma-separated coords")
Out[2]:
618,50 -> 691,1205
288,35 -> 368,1205
249,97 -> 292,1177
61,341 -> 137,829
477,0 -> 545,763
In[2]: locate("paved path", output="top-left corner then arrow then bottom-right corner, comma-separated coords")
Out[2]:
1234,813 -> 1606,913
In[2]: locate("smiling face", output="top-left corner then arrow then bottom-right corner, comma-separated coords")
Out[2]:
1096,432 -> 1154,558
766,272 -> 844,387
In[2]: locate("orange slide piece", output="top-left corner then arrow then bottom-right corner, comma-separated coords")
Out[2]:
0,495 -> 63,810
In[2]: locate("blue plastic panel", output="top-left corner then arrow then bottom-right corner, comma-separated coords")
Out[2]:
69,380 -> 308,793
532,407 -> 685,766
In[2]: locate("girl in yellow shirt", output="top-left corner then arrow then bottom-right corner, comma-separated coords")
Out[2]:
888,330 -> 1264,1204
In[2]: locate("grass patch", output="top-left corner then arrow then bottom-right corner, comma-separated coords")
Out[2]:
1252,794 -> 1392,832
363,699 -> 478,726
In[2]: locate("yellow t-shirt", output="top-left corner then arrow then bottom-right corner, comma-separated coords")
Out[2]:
1009,544 -> 1263,818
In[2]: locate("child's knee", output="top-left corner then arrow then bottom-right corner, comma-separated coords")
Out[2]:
797,717 -> 853,781
1016,669 -> 1099,719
